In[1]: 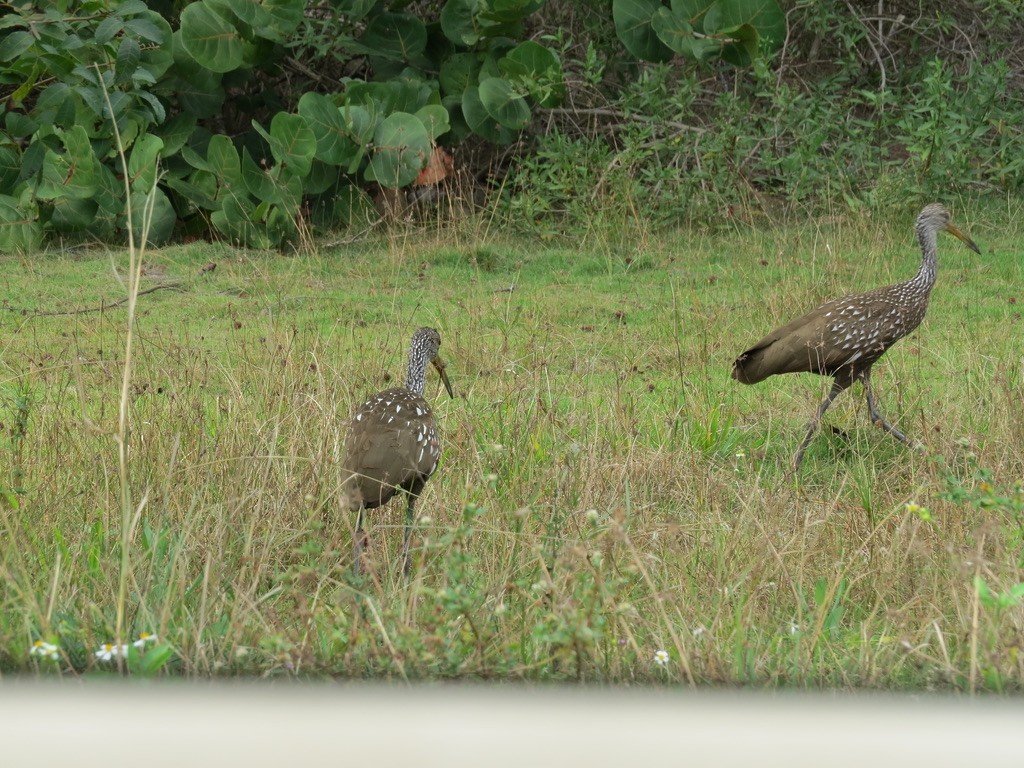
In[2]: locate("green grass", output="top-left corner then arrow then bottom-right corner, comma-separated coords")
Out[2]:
2,199 -> 1024,688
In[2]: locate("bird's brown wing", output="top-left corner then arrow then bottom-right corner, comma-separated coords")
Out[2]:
732,292 -> 912,384
342,390 -> 441,509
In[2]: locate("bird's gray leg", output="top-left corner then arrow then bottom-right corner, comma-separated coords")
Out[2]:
401,495 -> 416,578
860,371 -> 923,450
793,380 -> 848,469
353,507 -> 367,575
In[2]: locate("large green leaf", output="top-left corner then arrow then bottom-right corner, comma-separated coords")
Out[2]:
439,52 -> 479,97
0,146 -> 19,192
715,22 -> 760,65
241,148 -> 276,201
0,30 -> 34,61
180,1 -> 247,73
128,133 -> 164,192
207,134 -> 241,187
51,196 -> 99,233
461,85 -> 516,144
613,0 -> 673,62
267,112 -> 316,177
499,40 -> 564,107
440,0 -> 481,46
500,40 -> 559,79
478,77 -> 530,130
303,160 -> 339,196
335,0 -> 378,22
114,37 -> 141,86
153,112 -> 196,157
211,192 -> 268,247
415,105 -> 451,142
0,195 -> 39,253
263,0 -> 305,39
298,92 -> 351,165
165,31 -> 226,119
136,11 -> 174,78
36,126 -> 97,200
704,0 -> 785,48
651,7 -> 718,60
361,13 -> 427,61
480,0 -> 543,23
367,112 -> 430,188
128,187 -> 176,245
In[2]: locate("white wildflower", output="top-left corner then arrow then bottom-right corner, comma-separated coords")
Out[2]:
133,632 -> 158,649
95,643 -> 129,661
30,640 -> 59,661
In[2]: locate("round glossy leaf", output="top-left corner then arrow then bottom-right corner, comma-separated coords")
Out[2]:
166,30 -> 226,118
703,0 -> 785,48
500,40 -> 558,78
180,1 -> 246,73
136,11 -> 174,78
154,112 -> 196,158
240,148 -> 275,201
499,41 -> 564,107
128,187 -> 176,245
129,133 -> 164,193
671,0 -> 714,24
211,193 -> 268,247
0,195 -> 40,253
207,134 -> 241,186
478,77 -> 530,130
440,0 -> 480,46
298,92 -> 352,165
367,112 -> 430,189
304,160 -> 339,196
651,7 -> 699,57
269,112 -> 316,177
0,146 -> 19,193
361,13 -> 427,61
263,0 -> 305,39
461,85 -> 516,144
415,105 -> 451,142
36,126 -> 97,200
613,0 -> 673,62
341,105 -> 375,146
439,52 -> 479,97
480,0 -> 543,23
93,163 -> 126,217
50,197 -> 99,233
717,23 -> 760,65
335,0 -> 377,22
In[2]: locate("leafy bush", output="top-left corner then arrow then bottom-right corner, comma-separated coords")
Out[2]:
0,0 -> 566,250
2,0 -> 1022,250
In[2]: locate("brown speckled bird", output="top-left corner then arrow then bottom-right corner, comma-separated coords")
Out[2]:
733,203 -> 980,469
343,327 -> 453,574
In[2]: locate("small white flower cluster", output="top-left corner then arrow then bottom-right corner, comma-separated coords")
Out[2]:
95,643 -> 129,661
30,640 -> 59,661
654,649 -> 670,666
94,633 -> 158,662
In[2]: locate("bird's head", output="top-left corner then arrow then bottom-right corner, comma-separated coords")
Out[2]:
412,326 -> 454,398
918,203 -> 981,254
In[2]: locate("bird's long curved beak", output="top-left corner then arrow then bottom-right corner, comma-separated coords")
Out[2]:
945,222 -> 981,254
432,357 -> 454,399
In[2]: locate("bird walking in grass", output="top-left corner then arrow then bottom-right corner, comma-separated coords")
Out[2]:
732,203 -> 980,469
342,327 -> 454,575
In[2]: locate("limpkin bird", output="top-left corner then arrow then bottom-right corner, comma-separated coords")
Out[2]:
342,327 -> 454,574
732,203 -> 980,468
